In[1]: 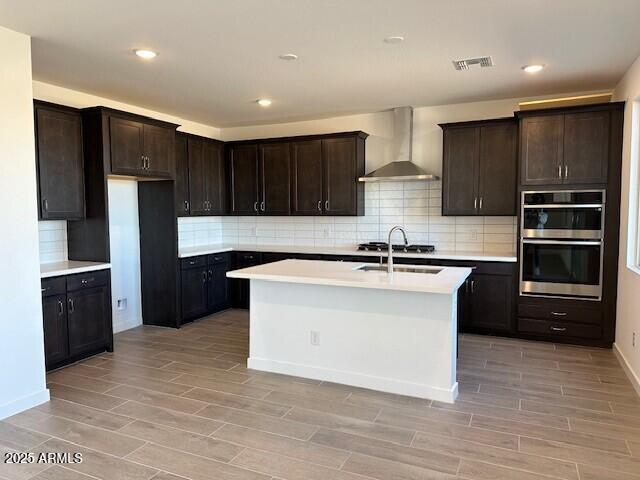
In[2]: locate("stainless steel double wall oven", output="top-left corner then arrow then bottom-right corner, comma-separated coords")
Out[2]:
520,190 -> 605,300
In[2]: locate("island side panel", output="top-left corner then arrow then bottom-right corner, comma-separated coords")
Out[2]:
247,279 -> 458,402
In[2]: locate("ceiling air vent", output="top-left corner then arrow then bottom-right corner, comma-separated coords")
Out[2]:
452,56 -> 494,71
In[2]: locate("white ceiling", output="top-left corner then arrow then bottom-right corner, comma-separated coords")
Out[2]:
1,0 -> 639,127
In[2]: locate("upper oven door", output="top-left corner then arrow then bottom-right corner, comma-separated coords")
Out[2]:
520,239 -> 603,300
522,190 -> 605,239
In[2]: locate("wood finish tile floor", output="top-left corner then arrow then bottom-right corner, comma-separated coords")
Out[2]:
2,309 -> 640,480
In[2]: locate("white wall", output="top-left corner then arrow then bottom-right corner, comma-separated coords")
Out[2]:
613,56 -> 640,392
0,27 -> 49,419
33,81 -> 222,139
107,179 -> 142,333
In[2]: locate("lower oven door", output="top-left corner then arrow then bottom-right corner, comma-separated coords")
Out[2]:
520,239 -> 603,300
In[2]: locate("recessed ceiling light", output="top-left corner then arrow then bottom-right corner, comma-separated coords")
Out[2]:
384,36 -> 405,44
257,99 -> 272,107
134,49 -> 158,59
523,64 -> 545,73
279,53 -> 298,61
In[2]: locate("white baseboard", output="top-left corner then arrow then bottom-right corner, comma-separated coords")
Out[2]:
247,357 -> 458,403
113,316 -> 142,334
0,388 -> 50,421
613,343 -> 640,397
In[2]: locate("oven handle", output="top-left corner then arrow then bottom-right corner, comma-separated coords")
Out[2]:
521,239 -> 602,246
523,204 -> 604,209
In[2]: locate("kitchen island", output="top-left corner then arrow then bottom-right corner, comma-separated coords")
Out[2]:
227,259 -> 471,402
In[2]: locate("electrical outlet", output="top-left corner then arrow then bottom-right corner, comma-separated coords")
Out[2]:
633,332 -> 636,348
310,331 -> 320,346
470,229 -> 478,241
116,298 -> 127,311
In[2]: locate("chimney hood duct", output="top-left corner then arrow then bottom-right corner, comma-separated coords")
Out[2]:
359,106 -> 439,182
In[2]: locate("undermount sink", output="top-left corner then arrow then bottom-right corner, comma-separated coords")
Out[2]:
355,265 -> 442,274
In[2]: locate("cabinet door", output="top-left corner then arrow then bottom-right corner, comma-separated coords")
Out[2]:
175,134 -> 190,216
228,144 -> 259,215
181,267 -> 208,320
208,261 -> 230,312
478,123 -> 517,216
67,286 -> 109,357
442,127 -> 479,215
42,294 -> 69,369
205,141 -> 226,214
109,117 -> 145,175
291,140 -> 323,215
563,111 -> 609,185
322,137 -> 357,215
520,115 -> 564,185
468,273 -> 513,332
188,138 -> 208,215
260,142 -> 291,215
143,124 -> 174,178
35,105 -> 85,220
232,252 -> 262,308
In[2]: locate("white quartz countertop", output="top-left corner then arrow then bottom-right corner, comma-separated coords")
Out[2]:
40,261 -> 111,278
178,243 -> 516,263
227,259 -> 472,295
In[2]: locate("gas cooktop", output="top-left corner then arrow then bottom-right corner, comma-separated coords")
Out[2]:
357,242 -> 435,253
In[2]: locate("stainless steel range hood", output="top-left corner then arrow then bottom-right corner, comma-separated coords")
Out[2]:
359,106 -> 439,182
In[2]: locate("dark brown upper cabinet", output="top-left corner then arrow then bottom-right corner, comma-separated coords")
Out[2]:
109,115 -> 175,178
441,118 -> 517,216
518,104 -> 618,187
228,143 -> 260,215
226,131 -> 366,216
563,110 -> 609,184
174,133 -> 190,216
290,132 -> 367,216
259,142 -> 291,215
34,101 -> 85,220
519,114 -> 564,185
291,140 -> 323,215
323,136 -> 364,215
187,135 -> 226,216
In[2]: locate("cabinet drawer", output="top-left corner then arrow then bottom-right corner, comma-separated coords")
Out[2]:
236,252 -> 261,265
208,253 -> 230,265
181,256 -> 207,270
41,277 -> 66,297
518,318 -> 601,339
518,303 -> 601,325
67,270 -> 109,292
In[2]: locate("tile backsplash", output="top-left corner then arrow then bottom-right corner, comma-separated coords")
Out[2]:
38,221 -> 68,263
178,181 -> 517,254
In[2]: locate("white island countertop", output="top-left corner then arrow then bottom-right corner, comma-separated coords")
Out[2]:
227,259 -> 472,295
179,243 -> 516,263
40,261 -> 111,278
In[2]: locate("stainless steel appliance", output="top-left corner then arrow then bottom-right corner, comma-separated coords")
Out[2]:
520,190 -> 605,300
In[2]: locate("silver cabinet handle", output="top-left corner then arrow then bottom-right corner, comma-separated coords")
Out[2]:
564,165 -> 568,179
550,326 -> 567,332
43,199 -> 49,212
474,197 -> 477,210
141,154 -> 146,169
80,277 -> 94,285
254,201 -> 258,212
260,201 -> 265,211
68,298 -> 75,314
479,197 -> 483,210
551,311 -> 567,316
317,200 -> 322,211
325,200 -> 329,210
201,271 -> 207,283
57,300 -> 64,316
203,201 -> 207,211
558,165 -> 562,178
184,200 -> 189,212
470,280 -> 475,293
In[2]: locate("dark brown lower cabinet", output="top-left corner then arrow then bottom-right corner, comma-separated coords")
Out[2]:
41,270 -> 113,371
42,294 -> 69,369
180,253 -> 231,323
231,252 -> 263,309
517,297 -> 605,346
